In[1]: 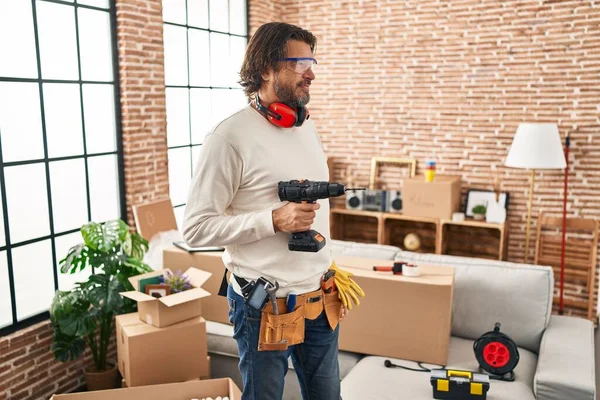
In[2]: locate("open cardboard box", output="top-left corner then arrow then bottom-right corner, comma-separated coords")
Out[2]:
120,268 -> 212,328
121,375 -> 209,388
50,378 -> 241,399
163,247 -> 231,325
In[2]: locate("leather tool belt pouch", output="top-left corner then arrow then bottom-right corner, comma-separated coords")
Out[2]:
323,290 -> 343,331
258,299 -> 306,351
258,289 -> 342,351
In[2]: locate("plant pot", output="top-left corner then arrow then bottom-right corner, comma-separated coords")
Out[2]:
84,361 -> 119,391
473,213 -> 485,221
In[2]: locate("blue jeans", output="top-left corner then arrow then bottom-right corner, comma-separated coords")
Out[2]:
227,284 -> 341,400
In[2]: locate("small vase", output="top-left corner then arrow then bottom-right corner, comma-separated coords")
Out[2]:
473,213 -> 485,221
84,361 -> 119,391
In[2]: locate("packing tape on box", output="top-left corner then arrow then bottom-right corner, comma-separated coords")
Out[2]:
403,264 -> 420,277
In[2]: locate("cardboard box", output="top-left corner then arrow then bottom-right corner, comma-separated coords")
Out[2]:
402,175 -> 462,219
51,378 -> 241,400
163,247 -> 231,325
132,198 -> 178,241
334,255 -> 454,365
120,267 -> 212,328
121,375 -> 209,388
116,313 -> 210,387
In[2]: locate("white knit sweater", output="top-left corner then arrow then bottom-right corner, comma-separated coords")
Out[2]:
182,104 -> 332,297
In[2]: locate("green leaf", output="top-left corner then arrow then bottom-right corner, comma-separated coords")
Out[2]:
81,220 -> 128,253
88,274 -> 124,312
59,244 -> 89,274
50,289 -> 89,321
128,232 -> 149,260
81,222 -> 104,251
51,325 -> 87,362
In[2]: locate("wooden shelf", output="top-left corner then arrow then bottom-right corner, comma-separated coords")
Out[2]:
330,208 -> 509,260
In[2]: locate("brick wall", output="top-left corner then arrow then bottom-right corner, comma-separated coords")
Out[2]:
1,1 -> 168,399
248,0 -> 600,318
117,0 -> 169,228
0,323 -> 117,400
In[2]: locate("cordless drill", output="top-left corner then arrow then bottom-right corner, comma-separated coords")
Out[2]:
278,180 -> 365,252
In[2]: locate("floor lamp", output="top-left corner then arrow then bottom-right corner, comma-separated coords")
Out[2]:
504,123 -> 566,264
559,132 -> 571,314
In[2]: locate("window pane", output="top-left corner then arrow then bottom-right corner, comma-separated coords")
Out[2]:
168,148 -> 192,206
0,0 -> 38,78
36,1 -> 79,80
50,159 -> 88,233
78,0 -> 109,8
209,0 -> 228,32
13,240 -> 54,321
231,89 -> 248,111
0,252 -> 11,329
188,0 -> 208,29
78,9 -> 113,82
188,29 -> 210,87
5,163 -> 50,244
210,32 -> 230,87
163,24 -> 188,86
162,0 -> 186,24
229,0 -> 247,36
0,186 -> 5,248
56,232 -> 91,291
0,82 -> 44,163
83,84 -> 117,154
210,88 -> 230,127
229,36 -> 246,88
88,155 -> 120,223
190,88 -> 211,144
165,88 -> 190,147
43,83 -> 84,158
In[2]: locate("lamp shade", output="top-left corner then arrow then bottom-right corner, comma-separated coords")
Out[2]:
504,123 -> 566,169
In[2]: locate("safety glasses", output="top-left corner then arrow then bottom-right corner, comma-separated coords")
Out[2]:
277,57 -> 317,74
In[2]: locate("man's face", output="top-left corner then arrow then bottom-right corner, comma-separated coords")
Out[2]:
272,40 -> 316,107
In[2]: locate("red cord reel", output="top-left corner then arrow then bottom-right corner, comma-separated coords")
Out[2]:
473,322 -> 520,381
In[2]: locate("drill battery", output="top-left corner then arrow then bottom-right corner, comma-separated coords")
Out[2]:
430,369 -> 490,399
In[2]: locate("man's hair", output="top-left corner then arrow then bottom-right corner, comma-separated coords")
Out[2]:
239,22 -> 317,98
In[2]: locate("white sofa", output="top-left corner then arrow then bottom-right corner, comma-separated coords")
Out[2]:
205,240 -> 596,400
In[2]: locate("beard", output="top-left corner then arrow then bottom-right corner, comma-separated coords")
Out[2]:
274,75 -> 310,107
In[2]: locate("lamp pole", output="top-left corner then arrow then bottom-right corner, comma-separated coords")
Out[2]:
559,132 -> 571,315
525,170 -> 535,264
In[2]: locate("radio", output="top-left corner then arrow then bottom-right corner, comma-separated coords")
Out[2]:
362,190 -> 387,212
386,190 -> 402,213
345,189 -> 364,210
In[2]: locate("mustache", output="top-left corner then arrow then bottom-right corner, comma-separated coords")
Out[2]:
297,80 -> 311,86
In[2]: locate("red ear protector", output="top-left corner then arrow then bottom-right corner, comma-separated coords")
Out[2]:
254,94 -> 310,128
473,322 -> 519,381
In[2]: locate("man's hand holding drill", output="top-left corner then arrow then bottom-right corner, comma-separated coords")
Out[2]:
272,202 -> 320,233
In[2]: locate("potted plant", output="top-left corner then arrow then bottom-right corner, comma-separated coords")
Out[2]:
472,204 -> 487,221
50,219 -> 153,391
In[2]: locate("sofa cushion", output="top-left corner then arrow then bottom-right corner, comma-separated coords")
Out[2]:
341,336 -> 537,400
205,321 -> 363,380
330,239 -> 400,260
395,251 -> 553,353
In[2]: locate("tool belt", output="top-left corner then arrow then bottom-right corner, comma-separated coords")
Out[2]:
258,288 -> 342,351
217,270 -> 343,351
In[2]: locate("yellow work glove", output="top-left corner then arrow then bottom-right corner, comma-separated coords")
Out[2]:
329,261 -> 365,310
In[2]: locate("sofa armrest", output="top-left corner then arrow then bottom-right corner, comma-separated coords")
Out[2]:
534,315 -> 596,400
